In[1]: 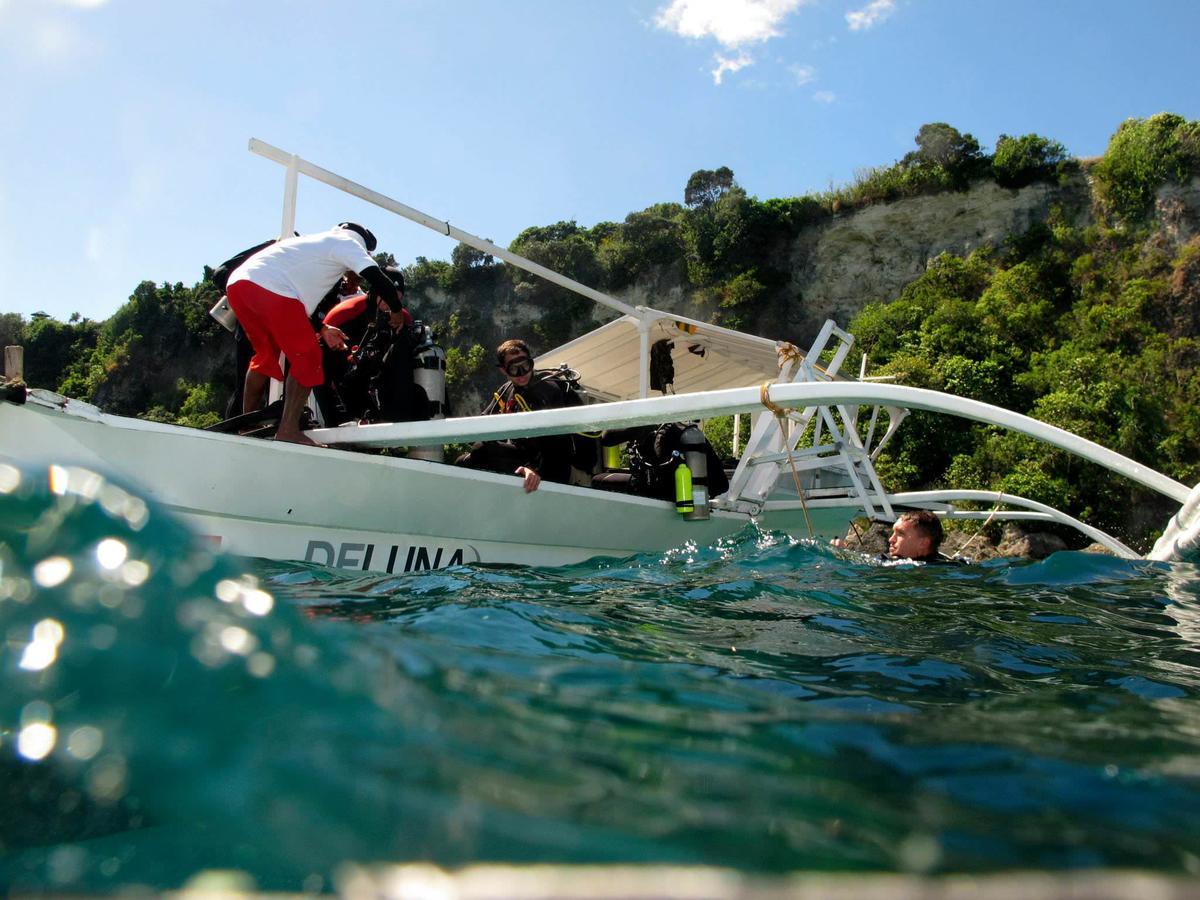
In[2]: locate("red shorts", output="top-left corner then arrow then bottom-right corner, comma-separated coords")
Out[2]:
226,280 -> 324,388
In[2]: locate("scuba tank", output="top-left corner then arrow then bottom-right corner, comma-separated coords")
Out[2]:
209,295 -> 238,333
672,451 -> 693,515
603,442 -> 623,470
679,424 -> 710,520
408,321 -> 447,462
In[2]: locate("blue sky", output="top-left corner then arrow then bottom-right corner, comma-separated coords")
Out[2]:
2,0 -> 1197,322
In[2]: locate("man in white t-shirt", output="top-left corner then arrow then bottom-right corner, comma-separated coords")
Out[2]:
225,222 -> 403,445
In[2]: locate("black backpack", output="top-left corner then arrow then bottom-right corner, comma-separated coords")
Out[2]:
211,238 -> 277,293
626,422 -> 731,500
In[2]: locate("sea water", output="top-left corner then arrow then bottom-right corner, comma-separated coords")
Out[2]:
2,462 -> 1200,894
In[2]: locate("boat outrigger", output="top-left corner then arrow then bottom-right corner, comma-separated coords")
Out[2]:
3,140 -> 1200,570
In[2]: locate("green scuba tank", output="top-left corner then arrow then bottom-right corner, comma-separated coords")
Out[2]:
673,451 -> 693,515
679,424 -> 710,521
603,443 -> 622,470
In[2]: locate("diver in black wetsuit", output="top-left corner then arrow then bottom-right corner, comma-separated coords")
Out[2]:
886,510 -> 960,563
833,509 -> 961,563
454,339 -> 582,492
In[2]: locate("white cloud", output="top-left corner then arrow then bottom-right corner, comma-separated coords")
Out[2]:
655,0 -> 807,48
1,0 -> 106,65
813,90 -> 836,103
712,51 -> 753,85
30,17 -> 84,58
789,63 -> 815,86
846,0 -> 896,31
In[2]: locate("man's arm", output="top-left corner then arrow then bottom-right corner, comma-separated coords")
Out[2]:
323,294 -> 369,329
357,265 -> 402,312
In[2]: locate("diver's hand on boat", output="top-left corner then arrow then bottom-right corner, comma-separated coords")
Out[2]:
516,466 -> 540,493
320,324 -> 348,351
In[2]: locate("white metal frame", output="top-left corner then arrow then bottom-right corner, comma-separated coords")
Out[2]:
720,319 -> 903,523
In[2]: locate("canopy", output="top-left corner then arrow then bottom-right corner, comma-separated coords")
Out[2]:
536,308 -> 791,402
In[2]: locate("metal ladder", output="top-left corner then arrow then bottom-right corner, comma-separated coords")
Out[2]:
718,320 -> 906,523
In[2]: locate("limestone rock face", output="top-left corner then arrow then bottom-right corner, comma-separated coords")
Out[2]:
1153,176 -> 1200,254
783,175 -> 1094,340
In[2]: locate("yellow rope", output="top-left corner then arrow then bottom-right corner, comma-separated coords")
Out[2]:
956,490 -> 1005,556
776,341 -> 840,378
776,342 -> 802,371
760,382 -> 813,538
759,382 -> 788,417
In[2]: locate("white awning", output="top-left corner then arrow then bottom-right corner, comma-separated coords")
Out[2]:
536,308 -> 791,401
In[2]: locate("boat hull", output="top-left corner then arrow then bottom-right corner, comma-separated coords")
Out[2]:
0,399 -> 851,572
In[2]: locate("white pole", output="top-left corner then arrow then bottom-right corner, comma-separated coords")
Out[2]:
281,154 -> 299,239
733,413 -> 741,457
637,320 -> 650,399
306,381 -> 1193,505
268,156 -> 301,406
248,138 -> 640,320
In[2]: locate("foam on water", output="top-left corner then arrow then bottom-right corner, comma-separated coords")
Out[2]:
2,463 -> 1200,893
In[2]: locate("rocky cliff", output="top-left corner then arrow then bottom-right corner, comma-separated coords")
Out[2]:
613,173 -> 1200,348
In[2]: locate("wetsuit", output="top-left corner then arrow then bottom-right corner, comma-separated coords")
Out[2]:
316,293 -> 417,423
884,552 -> 965,565
457,370 -> 582,483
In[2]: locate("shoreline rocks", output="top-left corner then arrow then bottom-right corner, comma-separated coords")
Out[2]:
836,519 -> 1109,561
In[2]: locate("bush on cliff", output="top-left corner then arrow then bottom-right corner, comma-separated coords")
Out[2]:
1093,113 -> 1200,223
992,133 -> 1073,188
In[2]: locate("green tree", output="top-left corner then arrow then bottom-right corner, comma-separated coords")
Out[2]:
597,205 -> 687,289
975,262 -> 1057,352
903,122 -> 983,172
1093,113 -> 1200,222
992,133 -> 1071,188
445,343 -> 488,391
716,270 -> 766,329
510,221 -> 603,346
403,256 -> 454,294
684,166 -> 735,209
0,312 -> 24,353
20,314 -> 99,392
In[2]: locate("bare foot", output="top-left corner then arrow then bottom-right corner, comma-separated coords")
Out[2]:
274,431 -> 326,448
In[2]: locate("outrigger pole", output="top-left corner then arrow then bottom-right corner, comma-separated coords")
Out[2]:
247,140 -> 667,396
250,140 -> 639,316
308,381 -> 1192,506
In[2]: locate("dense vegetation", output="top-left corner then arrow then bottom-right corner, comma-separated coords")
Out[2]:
845,114 -> 1200,548
4,114 -> 1198,546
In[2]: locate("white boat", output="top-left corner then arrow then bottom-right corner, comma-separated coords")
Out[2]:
3,140 -> 1199,570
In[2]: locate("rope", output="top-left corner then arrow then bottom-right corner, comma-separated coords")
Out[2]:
776,342 -> 802,371
760,383 -> 813,537
956,490 -> 1005,556
759,382 -> 788,417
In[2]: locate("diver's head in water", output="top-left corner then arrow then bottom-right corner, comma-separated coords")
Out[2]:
889,510 -> 943,561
